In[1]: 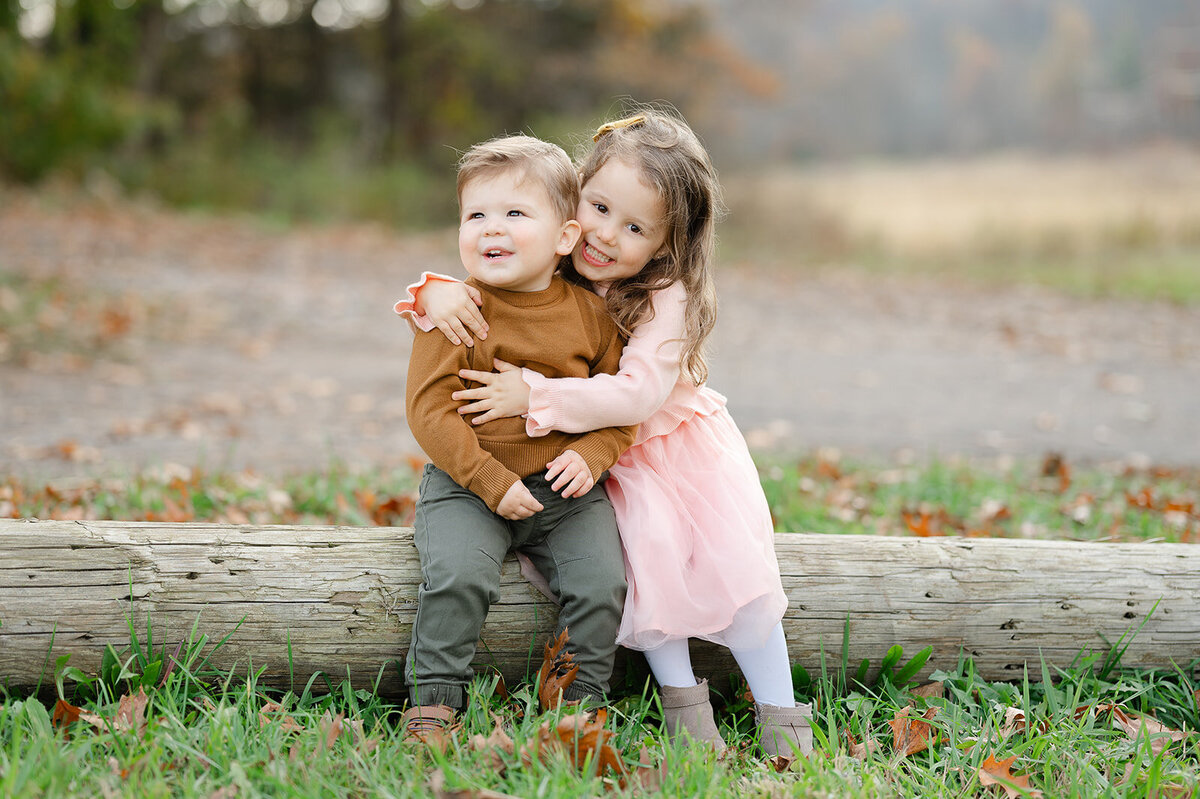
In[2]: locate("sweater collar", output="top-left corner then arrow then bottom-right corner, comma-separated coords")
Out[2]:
469,275 -> 568,308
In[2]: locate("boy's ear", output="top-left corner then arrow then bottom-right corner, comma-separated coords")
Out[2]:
556,219 -> 582,256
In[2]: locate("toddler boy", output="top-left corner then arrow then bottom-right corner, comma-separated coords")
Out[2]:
399,135 -> 635,738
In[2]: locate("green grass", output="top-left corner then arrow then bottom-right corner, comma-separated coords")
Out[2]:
2,456 -> 1197,795
1,627 -> 1196,797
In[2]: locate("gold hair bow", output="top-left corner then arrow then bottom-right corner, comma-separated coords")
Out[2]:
593,115 -> 646,142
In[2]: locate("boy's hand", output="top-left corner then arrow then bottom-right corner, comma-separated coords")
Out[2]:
419,280 -> 487,346
497,480 -> 544,520
454,359 -> 531,424
545,449 -> 594,499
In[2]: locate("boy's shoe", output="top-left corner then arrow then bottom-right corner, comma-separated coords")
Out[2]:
401,704 -> 456,749
660,679 -> 727,751
755,701 -> 814,758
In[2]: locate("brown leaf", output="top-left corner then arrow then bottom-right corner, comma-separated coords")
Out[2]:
1097,704 -> 1188,755
52,699 -> 83,730
979,753 -> 1042,799
469,713 -> 515,773
888,706 -> 939,756
259,701 -> 304,735
537,628 -> 579,712
319,710 -> 344,751
521,709 -> 627,779
911,681 -> 944,699
846,728 -> 879,760
115,689 -> 150,736
998,706 -> 1027,739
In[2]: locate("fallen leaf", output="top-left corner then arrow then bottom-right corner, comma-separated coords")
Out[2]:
115,689 -> 150,736
1097,703 -> 1188,755
888,706 -> 939,756
259,701 -> 304,734
998,706 -> 1027,739
319,710 -> 344,751
846,728 -> 880,760
911,681 -> 944,699
521,709 -> 627,779
537,628 -> 579,712
428,769 -> 521,799
469,713 -> 515,773
626,746 -> 666,792
979,753 -> 1042,799
52,699 -> 83,730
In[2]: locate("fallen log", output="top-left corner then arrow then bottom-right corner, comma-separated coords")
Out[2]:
1,519 -> 1196,698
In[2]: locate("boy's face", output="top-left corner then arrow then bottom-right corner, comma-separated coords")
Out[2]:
458,170 -> 581,293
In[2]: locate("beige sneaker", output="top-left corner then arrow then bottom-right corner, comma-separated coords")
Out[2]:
660,679 -> 727,751
755,701 -> 814,758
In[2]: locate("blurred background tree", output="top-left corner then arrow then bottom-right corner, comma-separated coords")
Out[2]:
1,0 -> 1198,227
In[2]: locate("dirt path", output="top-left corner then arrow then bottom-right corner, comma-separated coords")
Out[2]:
3,194 -> 1199,480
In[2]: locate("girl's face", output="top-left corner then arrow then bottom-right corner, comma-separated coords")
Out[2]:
571,158 -> 668,288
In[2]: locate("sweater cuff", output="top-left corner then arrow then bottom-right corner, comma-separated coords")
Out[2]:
467,459 -> 523,513
523,368 -> 560,438
393,272 -> 459,333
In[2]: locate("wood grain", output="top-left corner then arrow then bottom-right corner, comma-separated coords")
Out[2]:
2,520 -> 1196,697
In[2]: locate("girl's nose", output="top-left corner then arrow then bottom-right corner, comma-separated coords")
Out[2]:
596,220 -> 618,245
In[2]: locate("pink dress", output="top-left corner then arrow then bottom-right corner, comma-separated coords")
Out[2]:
398,276 -> 787,652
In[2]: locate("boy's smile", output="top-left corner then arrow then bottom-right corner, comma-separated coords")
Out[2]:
572,158 -> 667,288
458,171 -> 580,293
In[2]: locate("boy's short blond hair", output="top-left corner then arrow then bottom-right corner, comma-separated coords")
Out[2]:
457,135 -> 579,224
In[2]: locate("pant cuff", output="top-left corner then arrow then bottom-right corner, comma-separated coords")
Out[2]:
562,682 -> 607,705
409,681 -> 466,710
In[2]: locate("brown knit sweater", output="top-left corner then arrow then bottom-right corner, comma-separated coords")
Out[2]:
406,276 -> 638,512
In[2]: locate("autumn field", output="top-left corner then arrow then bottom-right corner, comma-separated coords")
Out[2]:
3,148 -> 1200,796
723,145 -> 1200,304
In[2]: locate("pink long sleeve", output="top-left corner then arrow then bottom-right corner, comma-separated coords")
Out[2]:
393,272 -> 460,332
525,282 -> 726,443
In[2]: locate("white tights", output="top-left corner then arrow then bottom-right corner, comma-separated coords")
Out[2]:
641,622 -> 795,708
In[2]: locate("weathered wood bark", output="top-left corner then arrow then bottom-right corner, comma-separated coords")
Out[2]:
1,519 -> 1196,698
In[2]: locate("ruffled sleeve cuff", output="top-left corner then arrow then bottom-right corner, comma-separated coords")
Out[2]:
523,367 -> 561,438
393,271 -> 460,333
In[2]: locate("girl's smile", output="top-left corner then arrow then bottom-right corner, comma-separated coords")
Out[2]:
572,158 -> 667,287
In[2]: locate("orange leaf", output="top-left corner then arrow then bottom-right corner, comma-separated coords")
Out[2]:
523,709 -> 627,778
52,699 -> 83,730
979,753 -> 1042,799
319,710 -> 344,751
911,681 -> 945,699
115,688 -> 150,736
888,706 -> 939,756
537,628 -> 579,712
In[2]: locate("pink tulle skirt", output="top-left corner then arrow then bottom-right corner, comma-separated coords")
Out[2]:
606,407 -> 787,651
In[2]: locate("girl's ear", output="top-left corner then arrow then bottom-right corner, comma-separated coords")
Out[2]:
556,219 -> 582,256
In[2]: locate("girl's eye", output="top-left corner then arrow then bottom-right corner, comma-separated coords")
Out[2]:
628,224 -> 642,235
593,203 -> 608,214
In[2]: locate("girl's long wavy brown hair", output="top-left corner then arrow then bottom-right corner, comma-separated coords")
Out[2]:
561,107 -> 723,385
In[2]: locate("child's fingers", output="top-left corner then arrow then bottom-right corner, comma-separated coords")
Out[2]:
455,399 -> 490,414
435,320 -> 464,347
463,306 -> 488,339
469,409 -> 504,425
465,284 -> 485,308
561,472 -> 593,498
449,318 -> 475,347
545,457 -> 567,483
458,369 -> 494,384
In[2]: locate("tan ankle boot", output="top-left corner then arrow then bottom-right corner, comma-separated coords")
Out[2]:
660,679 -> 726,751
755,701 -> 814,757
401,704 -> 456,749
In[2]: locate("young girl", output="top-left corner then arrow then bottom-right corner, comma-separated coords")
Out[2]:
395,110 -> 812,757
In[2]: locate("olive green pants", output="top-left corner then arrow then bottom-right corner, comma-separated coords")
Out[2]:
405,464 -> 627,710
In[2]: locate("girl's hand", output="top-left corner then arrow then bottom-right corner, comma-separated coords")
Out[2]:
454,359 -> 531,424
545,449 -> 594,498
418,280 -> 488,346
497,480 -> 543,520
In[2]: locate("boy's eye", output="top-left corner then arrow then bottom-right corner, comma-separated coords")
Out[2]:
507,209 -> 524,217
468,212 -> 484,220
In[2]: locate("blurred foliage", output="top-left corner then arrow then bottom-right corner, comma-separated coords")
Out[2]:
0,0 -> 771,224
